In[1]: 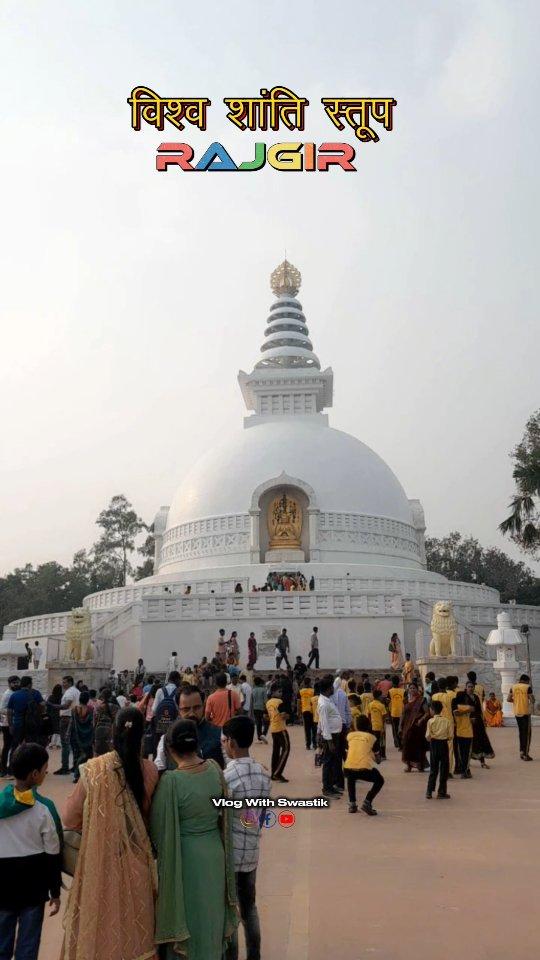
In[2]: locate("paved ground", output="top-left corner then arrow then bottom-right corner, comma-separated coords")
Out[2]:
36,724 -> 538,960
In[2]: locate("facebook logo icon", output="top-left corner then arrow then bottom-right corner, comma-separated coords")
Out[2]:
260,811 -> 277,829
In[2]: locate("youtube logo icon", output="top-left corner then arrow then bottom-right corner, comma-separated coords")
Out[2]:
278,812 -> 296,828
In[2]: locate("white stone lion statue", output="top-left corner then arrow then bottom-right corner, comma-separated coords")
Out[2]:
429,600 -> 457,657
65,607 -> 93,661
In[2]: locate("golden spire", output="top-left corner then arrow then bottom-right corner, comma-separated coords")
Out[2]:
270,258 -> 302,298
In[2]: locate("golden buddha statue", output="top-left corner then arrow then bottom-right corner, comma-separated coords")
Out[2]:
268,492 -> 302,550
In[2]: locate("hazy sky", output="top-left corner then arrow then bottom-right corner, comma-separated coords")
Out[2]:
1,0 -> 539,575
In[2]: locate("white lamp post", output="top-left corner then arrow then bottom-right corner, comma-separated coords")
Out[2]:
485,611 -> 523,721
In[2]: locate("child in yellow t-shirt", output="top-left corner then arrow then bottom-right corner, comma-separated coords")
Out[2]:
360,682 -> 374,717
299,677 -> 316,750
266,682 -> 290,782
368,690 -> 387,761
508,674 -> 534,760
426,700 -> 452,799
344,714 -> 385,815
388,677 -> 404,749
453,687 -> 474,779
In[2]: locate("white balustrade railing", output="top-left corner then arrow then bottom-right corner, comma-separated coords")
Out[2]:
139,591 -> 404,622
83,578 -> 252,611
81,575 -> 500,615
4,592 -> 540,644
316,577 -> 498,604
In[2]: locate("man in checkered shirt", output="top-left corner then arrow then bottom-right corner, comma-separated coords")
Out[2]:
222,716 -> 271,960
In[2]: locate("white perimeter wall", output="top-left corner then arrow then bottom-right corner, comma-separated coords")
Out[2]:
112,620 -> 142,674
128,615 -> 405,673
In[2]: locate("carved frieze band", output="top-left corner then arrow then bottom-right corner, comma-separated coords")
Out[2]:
317,512 -> 420,556
160,530 -> 251,563
162,509 -> 420,562
163,514 -> 250,546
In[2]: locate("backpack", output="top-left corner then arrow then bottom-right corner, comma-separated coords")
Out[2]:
23,691 -> 43,741
155,685 -> 178,737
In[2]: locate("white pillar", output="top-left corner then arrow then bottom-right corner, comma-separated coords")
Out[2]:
249,509 -> 260,563
486,612 -> 523,720
154,533 -> 163,568
308,507 -> 320,561
494,646 -> 520,720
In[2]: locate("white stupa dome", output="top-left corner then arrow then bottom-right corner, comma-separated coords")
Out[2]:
158,260 -> 425,574
167,419 -> 413,527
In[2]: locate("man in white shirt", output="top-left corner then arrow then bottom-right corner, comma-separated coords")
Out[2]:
239,674 -> 252,716
307,626 -> 320,669
32,641 -> 44,670
317,676 -> 344,798
54,675 -> 80,775
217,629 -> 227,663
227,675 -> 245,707
167,651 -> 179,675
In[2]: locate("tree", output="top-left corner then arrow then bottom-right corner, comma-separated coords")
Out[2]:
92,495 -> 147,587
0,495 -> 152,634
480,547 -> 538,604
425,531 -> 540,605
134,526 -> 155,581
425,532 -> 484,583
0,561 -> 87,634
499,410 -> 540,557
70,549 -> 122,595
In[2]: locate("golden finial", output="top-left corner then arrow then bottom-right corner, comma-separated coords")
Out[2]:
270,259 -> 301,298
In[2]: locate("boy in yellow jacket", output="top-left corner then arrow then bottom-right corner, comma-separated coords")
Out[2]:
368,689 -> 387,761
344,715 -> 385,816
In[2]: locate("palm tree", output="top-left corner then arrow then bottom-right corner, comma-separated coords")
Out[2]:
499,450 -> 540,554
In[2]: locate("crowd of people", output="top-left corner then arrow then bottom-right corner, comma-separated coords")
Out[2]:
168,574 -> 318,595
0,628 -> 534,960
252,571 -> 314,592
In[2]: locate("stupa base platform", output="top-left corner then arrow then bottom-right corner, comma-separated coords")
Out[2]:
46,660 -> 112,691
417,655 -> 476,686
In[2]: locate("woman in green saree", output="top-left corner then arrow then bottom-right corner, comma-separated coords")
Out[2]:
150,719 -> 238,959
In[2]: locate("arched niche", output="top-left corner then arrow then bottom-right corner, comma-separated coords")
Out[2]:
248,472 -> 320,563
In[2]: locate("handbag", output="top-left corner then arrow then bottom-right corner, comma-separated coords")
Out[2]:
62,829 -> 82,877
